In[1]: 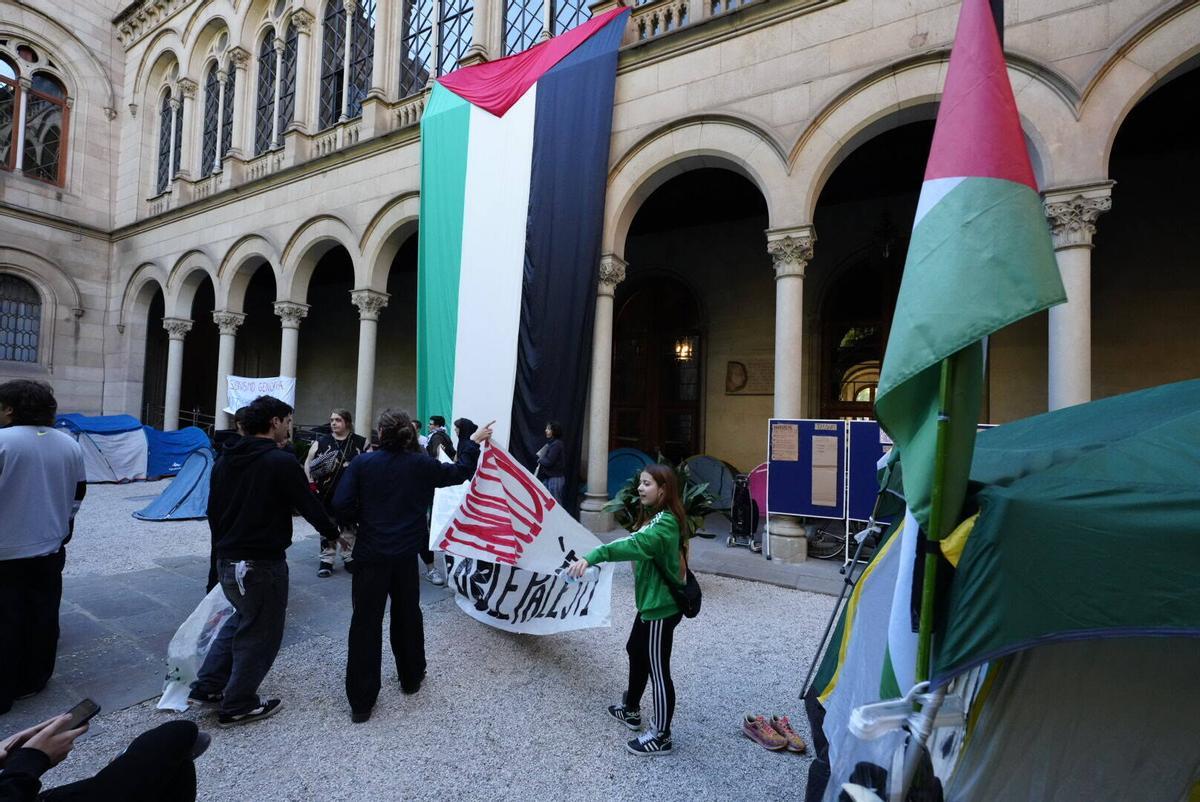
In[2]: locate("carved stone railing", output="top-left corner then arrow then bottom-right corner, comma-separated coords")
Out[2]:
344,120 -> 361,147
193,174 -> 218,201
396,91 -> 428,130
146,191 -> 173,218
625,0 -> 757,43
246,150 -> 284,182
313,126 -> 341,158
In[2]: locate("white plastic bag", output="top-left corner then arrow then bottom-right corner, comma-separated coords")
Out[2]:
157,585 -> 235,711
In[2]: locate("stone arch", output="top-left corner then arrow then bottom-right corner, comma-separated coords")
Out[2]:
279,215 -> 361,302
1075,2 -> 1200,179
359,193 -> 420,291
184,13 -> 237,80
165,249 -> 219,318
0,8 -> 118,115
119,261 -> 170,330
133,29 -> 185,102
217,234 -> 282,312
604,115 -> 792,256
788,51 -> 1076,220
0,248 -> 84,371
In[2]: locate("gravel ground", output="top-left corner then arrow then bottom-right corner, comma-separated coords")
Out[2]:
44,484 -> 836,801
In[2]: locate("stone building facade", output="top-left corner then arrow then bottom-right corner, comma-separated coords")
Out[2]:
2,0 -> 1198,549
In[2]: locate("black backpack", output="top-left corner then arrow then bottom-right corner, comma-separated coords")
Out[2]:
651,547 -> 702,619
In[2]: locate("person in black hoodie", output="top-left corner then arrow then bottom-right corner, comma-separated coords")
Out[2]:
190,396 -> 339,728
333,409 -> 493,722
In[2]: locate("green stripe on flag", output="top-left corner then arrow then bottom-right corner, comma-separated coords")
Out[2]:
417,84 -> 471,424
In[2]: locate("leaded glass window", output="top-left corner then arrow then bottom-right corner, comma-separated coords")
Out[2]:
201,63 -> 219,177
2,57 -> 18,171
254,30 -> 276,155
220,66 -> 235,159
438,0 -> 474,77
504,0 -> 544,55
347,0 -> 375,118
319,0 -> 346,129
22,74 -> 66,183
399,0 -> 433,97
278,23 -> 298,132
0,274 -> 41,364
156,91 -> 172,193
553,0 -> 590,39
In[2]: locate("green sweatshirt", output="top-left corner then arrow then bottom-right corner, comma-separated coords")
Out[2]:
584,510 -> 683,621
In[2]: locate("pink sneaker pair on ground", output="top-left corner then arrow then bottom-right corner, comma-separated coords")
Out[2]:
742,714 -> 807,753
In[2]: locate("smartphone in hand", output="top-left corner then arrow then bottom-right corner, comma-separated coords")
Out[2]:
63,699 -> 100,730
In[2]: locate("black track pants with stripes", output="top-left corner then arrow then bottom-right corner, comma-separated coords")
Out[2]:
624,611 -> 683,736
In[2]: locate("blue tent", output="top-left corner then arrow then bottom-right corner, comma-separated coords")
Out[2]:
144,426 -> 210,477
54,414 -> 209,482
607,448 -> 654,498
133,447 -> 214,521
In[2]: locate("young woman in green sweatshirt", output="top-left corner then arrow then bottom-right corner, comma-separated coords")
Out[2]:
568,463 -> 689,756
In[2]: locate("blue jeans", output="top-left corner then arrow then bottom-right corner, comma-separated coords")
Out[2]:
193,558 -> 289,716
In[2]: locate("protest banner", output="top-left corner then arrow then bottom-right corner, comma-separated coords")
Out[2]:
224,376 -> 297,414
432,442 -> 612,634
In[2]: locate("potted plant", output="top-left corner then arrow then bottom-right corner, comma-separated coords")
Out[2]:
602,455 -> 717,537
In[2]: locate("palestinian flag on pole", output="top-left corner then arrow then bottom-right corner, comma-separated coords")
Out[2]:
874,0 -> 1064,537
417,8 -> 628,510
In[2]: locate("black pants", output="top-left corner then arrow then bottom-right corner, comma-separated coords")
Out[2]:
625,612 -> 682,737
0,549 -> 65,714
193,559 -> 289,716
41,720 -> 198,801
346,556 -> 425,713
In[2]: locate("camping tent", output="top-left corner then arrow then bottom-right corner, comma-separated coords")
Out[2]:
55,414 -> 209,482
805,380 -> 1200,801
607,448 -> 654,498
134,447 -> 214,521
683,455 -> 738,511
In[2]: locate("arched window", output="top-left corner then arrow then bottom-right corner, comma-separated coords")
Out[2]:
347,0 -> 375,118
438,0 -> 475,76
0,52 -> 70,186
399,0 -> 433,97
0,274 -> 41,364
201,62 -> 219,176
278,23 -> 298,130
254,30 -> 277,155
319,0 -> 346,129
156,90 -> 173,193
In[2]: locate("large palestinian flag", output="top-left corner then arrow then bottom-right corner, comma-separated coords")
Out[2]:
417,8 -> 628,511
874,0 -> 1064,538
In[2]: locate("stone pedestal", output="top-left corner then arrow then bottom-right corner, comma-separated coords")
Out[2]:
768,516 -> 809,563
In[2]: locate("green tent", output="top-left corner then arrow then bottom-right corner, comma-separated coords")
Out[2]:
805,380 -> 1200,801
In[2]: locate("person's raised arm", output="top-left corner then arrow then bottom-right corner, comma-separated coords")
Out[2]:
430,420 -> 493,488
570,512 -> 679,576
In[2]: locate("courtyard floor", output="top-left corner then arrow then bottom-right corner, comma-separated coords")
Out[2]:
5,482 -> 838,801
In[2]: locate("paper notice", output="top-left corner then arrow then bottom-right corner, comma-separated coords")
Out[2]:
811,435 -> 839,507
771,423 -> 799,461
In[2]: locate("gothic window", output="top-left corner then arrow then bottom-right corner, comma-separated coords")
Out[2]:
319,0 -> 346,129
1,56 -> 17,171
156,90 -> 172,193
0,53 -> 70,186
277,23 -> 298,132
220,65 -> 235,158
504,0 -> 590,55
347,0 -> 375,118
254,30 -> 276,155
201,62 -> 219,177
0,274 -> 41,364
438,0 -> 474,76
398,0 -> 433,97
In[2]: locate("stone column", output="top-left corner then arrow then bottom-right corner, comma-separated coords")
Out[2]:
765,226 -> 816,562
13,78 -> 29,162
579,255 -> 627,533
162,317 -> 193,431
225,47 -> 251,161
166,96 -> 180,179
212,311 -> 246,429
286,10 -> 316,134
174,78 -> 197,180
274,301 -> 309,379
459,0 -> 494,66
1044,183 -> 1112,410
339,0 -> 357,122
214,67 -> 228,173
350,290 -> 389,434
270,34 -> 285,148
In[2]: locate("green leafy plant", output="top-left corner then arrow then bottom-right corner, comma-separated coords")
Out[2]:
602,455 -> 718,537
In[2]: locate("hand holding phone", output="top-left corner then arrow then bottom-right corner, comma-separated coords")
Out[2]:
63,698 -> 100,730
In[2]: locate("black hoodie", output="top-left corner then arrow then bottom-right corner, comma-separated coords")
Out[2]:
207,436 -> 338,561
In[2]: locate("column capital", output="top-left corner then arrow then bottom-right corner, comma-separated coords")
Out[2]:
273,301 -> 310,328
290,8 -> 315,34
342,0 -> 358,11
598,254 -> 627,297
175,77 -> 198,99
350,289 -> 390,320
163,317 -> 193,340
212,310 -> 247,335
766,226 -> 816,279
227,46 -> 251,70
168,97 -> 181,113
1043,182 -> 1113,250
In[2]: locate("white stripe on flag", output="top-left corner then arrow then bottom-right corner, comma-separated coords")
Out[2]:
912,176 -> 964,228
452,88 -> 538,448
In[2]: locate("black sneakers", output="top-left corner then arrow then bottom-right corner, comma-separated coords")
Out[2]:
626,730 -> 673,756
217,698 -> 283,728
187,688 -> 223,705
607,704 -> 642,730
317,562 -> 333,578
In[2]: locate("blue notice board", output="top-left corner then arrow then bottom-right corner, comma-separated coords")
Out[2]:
847,420 -> 892,522
766,419 -> 846,520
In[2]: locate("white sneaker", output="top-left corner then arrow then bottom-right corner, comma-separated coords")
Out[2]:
425,568 -> 445,586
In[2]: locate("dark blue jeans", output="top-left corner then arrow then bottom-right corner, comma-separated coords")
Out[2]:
193,558 -> 288,716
